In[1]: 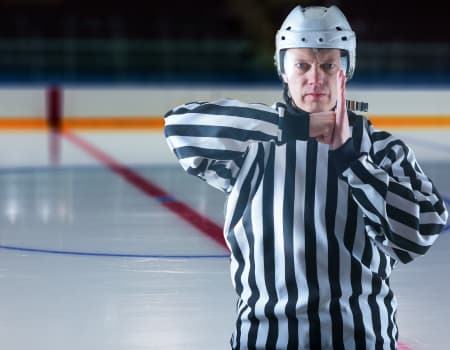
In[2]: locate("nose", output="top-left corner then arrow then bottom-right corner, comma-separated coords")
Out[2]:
307,64 -> 324,85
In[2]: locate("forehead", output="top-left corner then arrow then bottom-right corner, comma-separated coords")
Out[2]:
285,48 -> 341,61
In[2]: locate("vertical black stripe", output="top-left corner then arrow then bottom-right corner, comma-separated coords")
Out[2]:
361,235 -> 379,349
351,113 -> 365,152
325,157 -> 345,349
304,139 -> 322,348
234,304 -> 250,350
384,277 -> 397,350
229,230 -> 244,350
370,250 -> 385,350
283,141 -> 299,349
344,195 -> 366,349
242,159 -> 261,348
370,281 -> 382,350
262,144 -> 279,349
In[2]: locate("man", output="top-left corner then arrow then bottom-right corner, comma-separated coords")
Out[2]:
164,5 -> 448,350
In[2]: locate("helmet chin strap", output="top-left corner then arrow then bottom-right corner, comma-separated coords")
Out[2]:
282,82 -> 300,111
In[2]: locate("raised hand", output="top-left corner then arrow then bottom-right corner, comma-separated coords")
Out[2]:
329,69 -> 350,150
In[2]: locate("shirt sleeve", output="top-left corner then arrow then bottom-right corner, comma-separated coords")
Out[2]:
340,119 -> 448,263
164,99 -> 309,192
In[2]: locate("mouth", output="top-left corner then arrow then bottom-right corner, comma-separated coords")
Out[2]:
305,93 -> 327,99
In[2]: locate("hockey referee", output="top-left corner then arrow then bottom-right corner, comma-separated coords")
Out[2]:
164,5 -> 448,350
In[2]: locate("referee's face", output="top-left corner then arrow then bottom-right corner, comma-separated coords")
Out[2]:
282,48 -> 341,113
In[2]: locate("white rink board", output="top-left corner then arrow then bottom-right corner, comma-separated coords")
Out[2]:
0,86 -> 448,118
0,88 -> 47,117
62,86 -> 450,116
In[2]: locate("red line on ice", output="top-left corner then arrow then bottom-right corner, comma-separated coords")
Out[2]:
63,131 -> 228,251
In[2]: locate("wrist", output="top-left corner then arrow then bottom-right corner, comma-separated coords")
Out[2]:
329,138 -> 359,175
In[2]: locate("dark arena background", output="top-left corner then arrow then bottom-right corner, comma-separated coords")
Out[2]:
0,0 -> 448,84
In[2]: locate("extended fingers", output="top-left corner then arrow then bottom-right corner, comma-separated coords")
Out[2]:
330,69 -> 350,150
340,70 -> 346,109
336,69 -> 346,115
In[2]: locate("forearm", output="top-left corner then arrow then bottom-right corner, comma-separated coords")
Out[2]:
164,99 -> 287,191
341,152 -> 447,263
165,99 -> 281,151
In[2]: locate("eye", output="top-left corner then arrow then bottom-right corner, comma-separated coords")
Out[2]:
322,63 -> 337,71
295,62 -> 310,71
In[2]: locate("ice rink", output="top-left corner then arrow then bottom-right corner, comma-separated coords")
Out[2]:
0,128 -> 449,350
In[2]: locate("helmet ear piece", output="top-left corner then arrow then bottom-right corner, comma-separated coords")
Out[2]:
276,49 -> 289,83
278,50 -> 286,75
340,51 -> 349,77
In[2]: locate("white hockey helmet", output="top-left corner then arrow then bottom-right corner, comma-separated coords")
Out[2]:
275,5 -> 356,80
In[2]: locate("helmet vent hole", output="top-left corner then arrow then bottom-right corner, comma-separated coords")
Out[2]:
318,38 -> 323,42
336,26 -> 342,31
286,26 -> 291,30
301,37 -> 306,42
341,36 -> 347,41
281,36 -> 285,40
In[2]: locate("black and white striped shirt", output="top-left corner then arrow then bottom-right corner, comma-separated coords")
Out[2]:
164,98 -> 448,350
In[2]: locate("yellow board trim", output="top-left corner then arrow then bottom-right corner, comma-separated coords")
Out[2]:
369,115 -> 450,128
0,118 -> 48,129
62,117 -> 164,130
0,115 -> 449,130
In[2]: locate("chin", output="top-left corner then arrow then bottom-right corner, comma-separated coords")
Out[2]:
301,104 -> 331,113
296,98 -> 332,113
